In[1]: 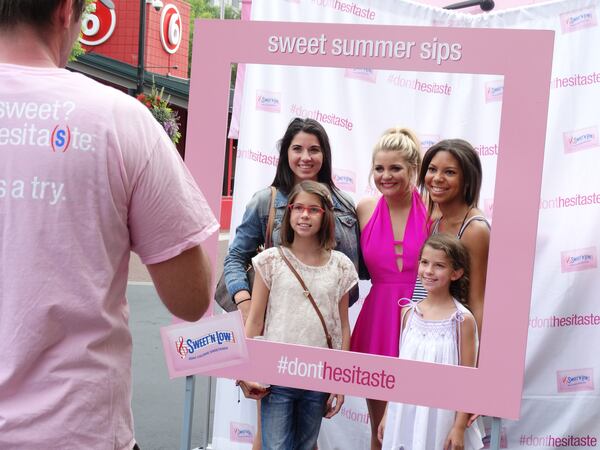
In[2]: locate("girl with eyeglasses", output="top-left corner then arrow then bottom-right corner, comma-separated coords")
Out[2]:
240,180 -> 358,450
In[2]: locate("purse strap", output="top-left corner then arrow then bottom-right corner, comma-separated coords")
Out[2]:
277,247 -> 333,349
264,187 -> 277,249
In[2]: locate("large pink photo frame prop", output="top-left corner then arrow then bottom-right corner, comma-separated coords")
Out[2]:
184,19 -> 553,419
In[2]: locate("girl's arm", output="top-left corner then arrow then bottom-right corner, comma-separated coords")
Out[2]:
444,314 -> 477,450
460,221 -> 490,333
355,198 -> 377,281
459,312 -> 477,368
239,273 -> 271,400
356,197 -> 378,232
377,403 -> 389,443
324,291 -> 351,419
245,272 -> 269,339
223,191 -> 270,320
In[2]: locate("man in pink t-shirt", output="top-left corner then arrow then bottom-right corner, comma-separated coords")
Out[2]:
0,1 -> 219,448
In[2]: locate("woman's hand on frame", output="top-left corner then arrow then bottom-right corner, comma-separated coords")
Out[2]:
324,393 -> 344,419
236,380 -> 270,400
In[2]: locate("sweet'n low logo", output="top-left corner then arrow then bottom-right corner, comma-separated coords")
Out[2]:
174,330 -> 236,360
175,336 -> 188,359
230,422 -> 255,443
333,168 -> 356,193
419,134 -> 441,151
560,7 -> 598,33
485,80 -> 503,103
556,368 -> 594,393
344,68 -> 377,83
560,247 -> 597,273
562,126 -> 599,154
256,90 -> 281,112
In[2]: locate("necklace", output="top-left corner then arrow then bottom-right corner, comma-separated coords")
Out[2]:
440,206 -> 473,234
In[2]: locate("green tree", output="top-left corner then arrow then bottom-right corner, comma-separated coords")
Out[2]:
188,0 -> 240,20
187,0 -> 241,79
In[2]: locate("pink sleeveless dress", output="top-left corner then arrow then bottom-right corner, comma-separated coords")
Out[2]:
350,190 -> 428,357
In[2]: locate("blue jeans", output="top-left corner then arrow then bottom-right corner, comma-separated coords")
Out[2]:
261,385 -> 328,450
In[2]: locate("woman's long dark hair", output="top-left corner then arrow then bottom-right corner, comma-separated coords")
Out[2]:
271,118 -> 335,195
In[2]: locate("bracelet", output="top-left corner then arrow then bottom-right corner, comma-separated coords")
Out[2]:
235,298 -> 251,306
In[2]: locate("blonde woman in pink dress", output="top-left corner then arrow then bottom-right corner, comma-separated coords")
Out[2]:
350,127 -> 428,450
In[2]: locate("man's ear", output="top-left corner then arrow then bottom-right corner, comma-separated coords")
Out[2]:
53,0 -> 76,29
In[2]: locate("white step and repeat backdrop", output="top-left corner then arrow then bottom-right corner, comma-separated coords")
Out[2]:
212,0 -> 600,448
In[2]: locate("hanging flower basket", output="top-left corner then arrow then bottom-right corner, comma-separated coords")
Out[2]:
137,84 -> 182,145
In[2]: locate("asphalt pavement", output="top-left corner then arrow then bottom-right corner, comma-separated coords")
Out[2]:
128,282 -> 215,450
128,234 -> 230,450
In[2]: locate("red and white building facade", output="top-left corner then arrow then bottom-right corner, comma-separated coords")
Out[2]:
79,0 -> 191,80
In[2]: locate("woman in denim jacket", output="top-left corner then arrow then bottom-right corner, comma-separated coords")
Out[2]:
223,117 -> 362,450
223,117 -> 362,322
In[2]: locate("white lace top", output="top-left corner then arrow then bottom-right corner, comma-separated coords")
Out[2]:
252,246 -> 358,349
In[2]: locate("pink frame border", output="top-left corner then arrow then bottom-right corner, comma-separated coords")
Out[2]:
183,19 -> 554,420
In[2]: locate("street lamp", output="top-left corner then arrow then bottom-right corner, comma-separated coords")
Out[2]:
136,0 -> 164,94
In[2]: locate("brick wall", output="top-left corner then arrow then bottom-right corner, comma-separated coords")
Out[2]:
82,0 -> 190,78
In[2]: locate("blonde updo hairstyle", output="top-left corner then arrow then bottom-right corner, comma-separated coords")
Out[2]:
371,127 -> 422,185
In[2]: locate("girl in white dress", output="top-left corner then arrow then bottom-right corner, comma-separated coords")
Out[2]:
241,180 -> 358,450
378,234 -> 484,450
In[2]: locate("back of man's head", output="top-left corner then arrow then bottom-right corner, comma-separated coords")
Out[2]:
0,0 -> 85,29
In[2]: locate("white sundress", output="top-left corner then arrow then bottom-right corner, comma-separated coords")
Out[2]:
382,300 -> 484,450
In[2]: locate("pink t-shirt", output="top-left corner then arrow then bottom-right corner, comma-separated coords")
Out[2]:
0,64 -> 219,449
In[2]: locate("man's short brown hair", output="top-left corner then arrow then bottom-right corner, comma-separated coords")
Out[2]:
0,0 -> 85,28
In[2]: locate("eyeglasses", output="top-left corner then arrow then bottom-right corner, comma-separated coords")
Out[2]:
288,203 -> 325,216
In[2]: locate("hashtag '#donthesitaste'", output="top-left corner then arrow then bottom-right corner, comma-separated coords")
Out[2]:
277,355 -> 289,374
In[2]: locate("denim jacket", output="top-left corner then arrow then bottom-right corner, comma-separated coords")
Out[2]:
223,187 -> 365,305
